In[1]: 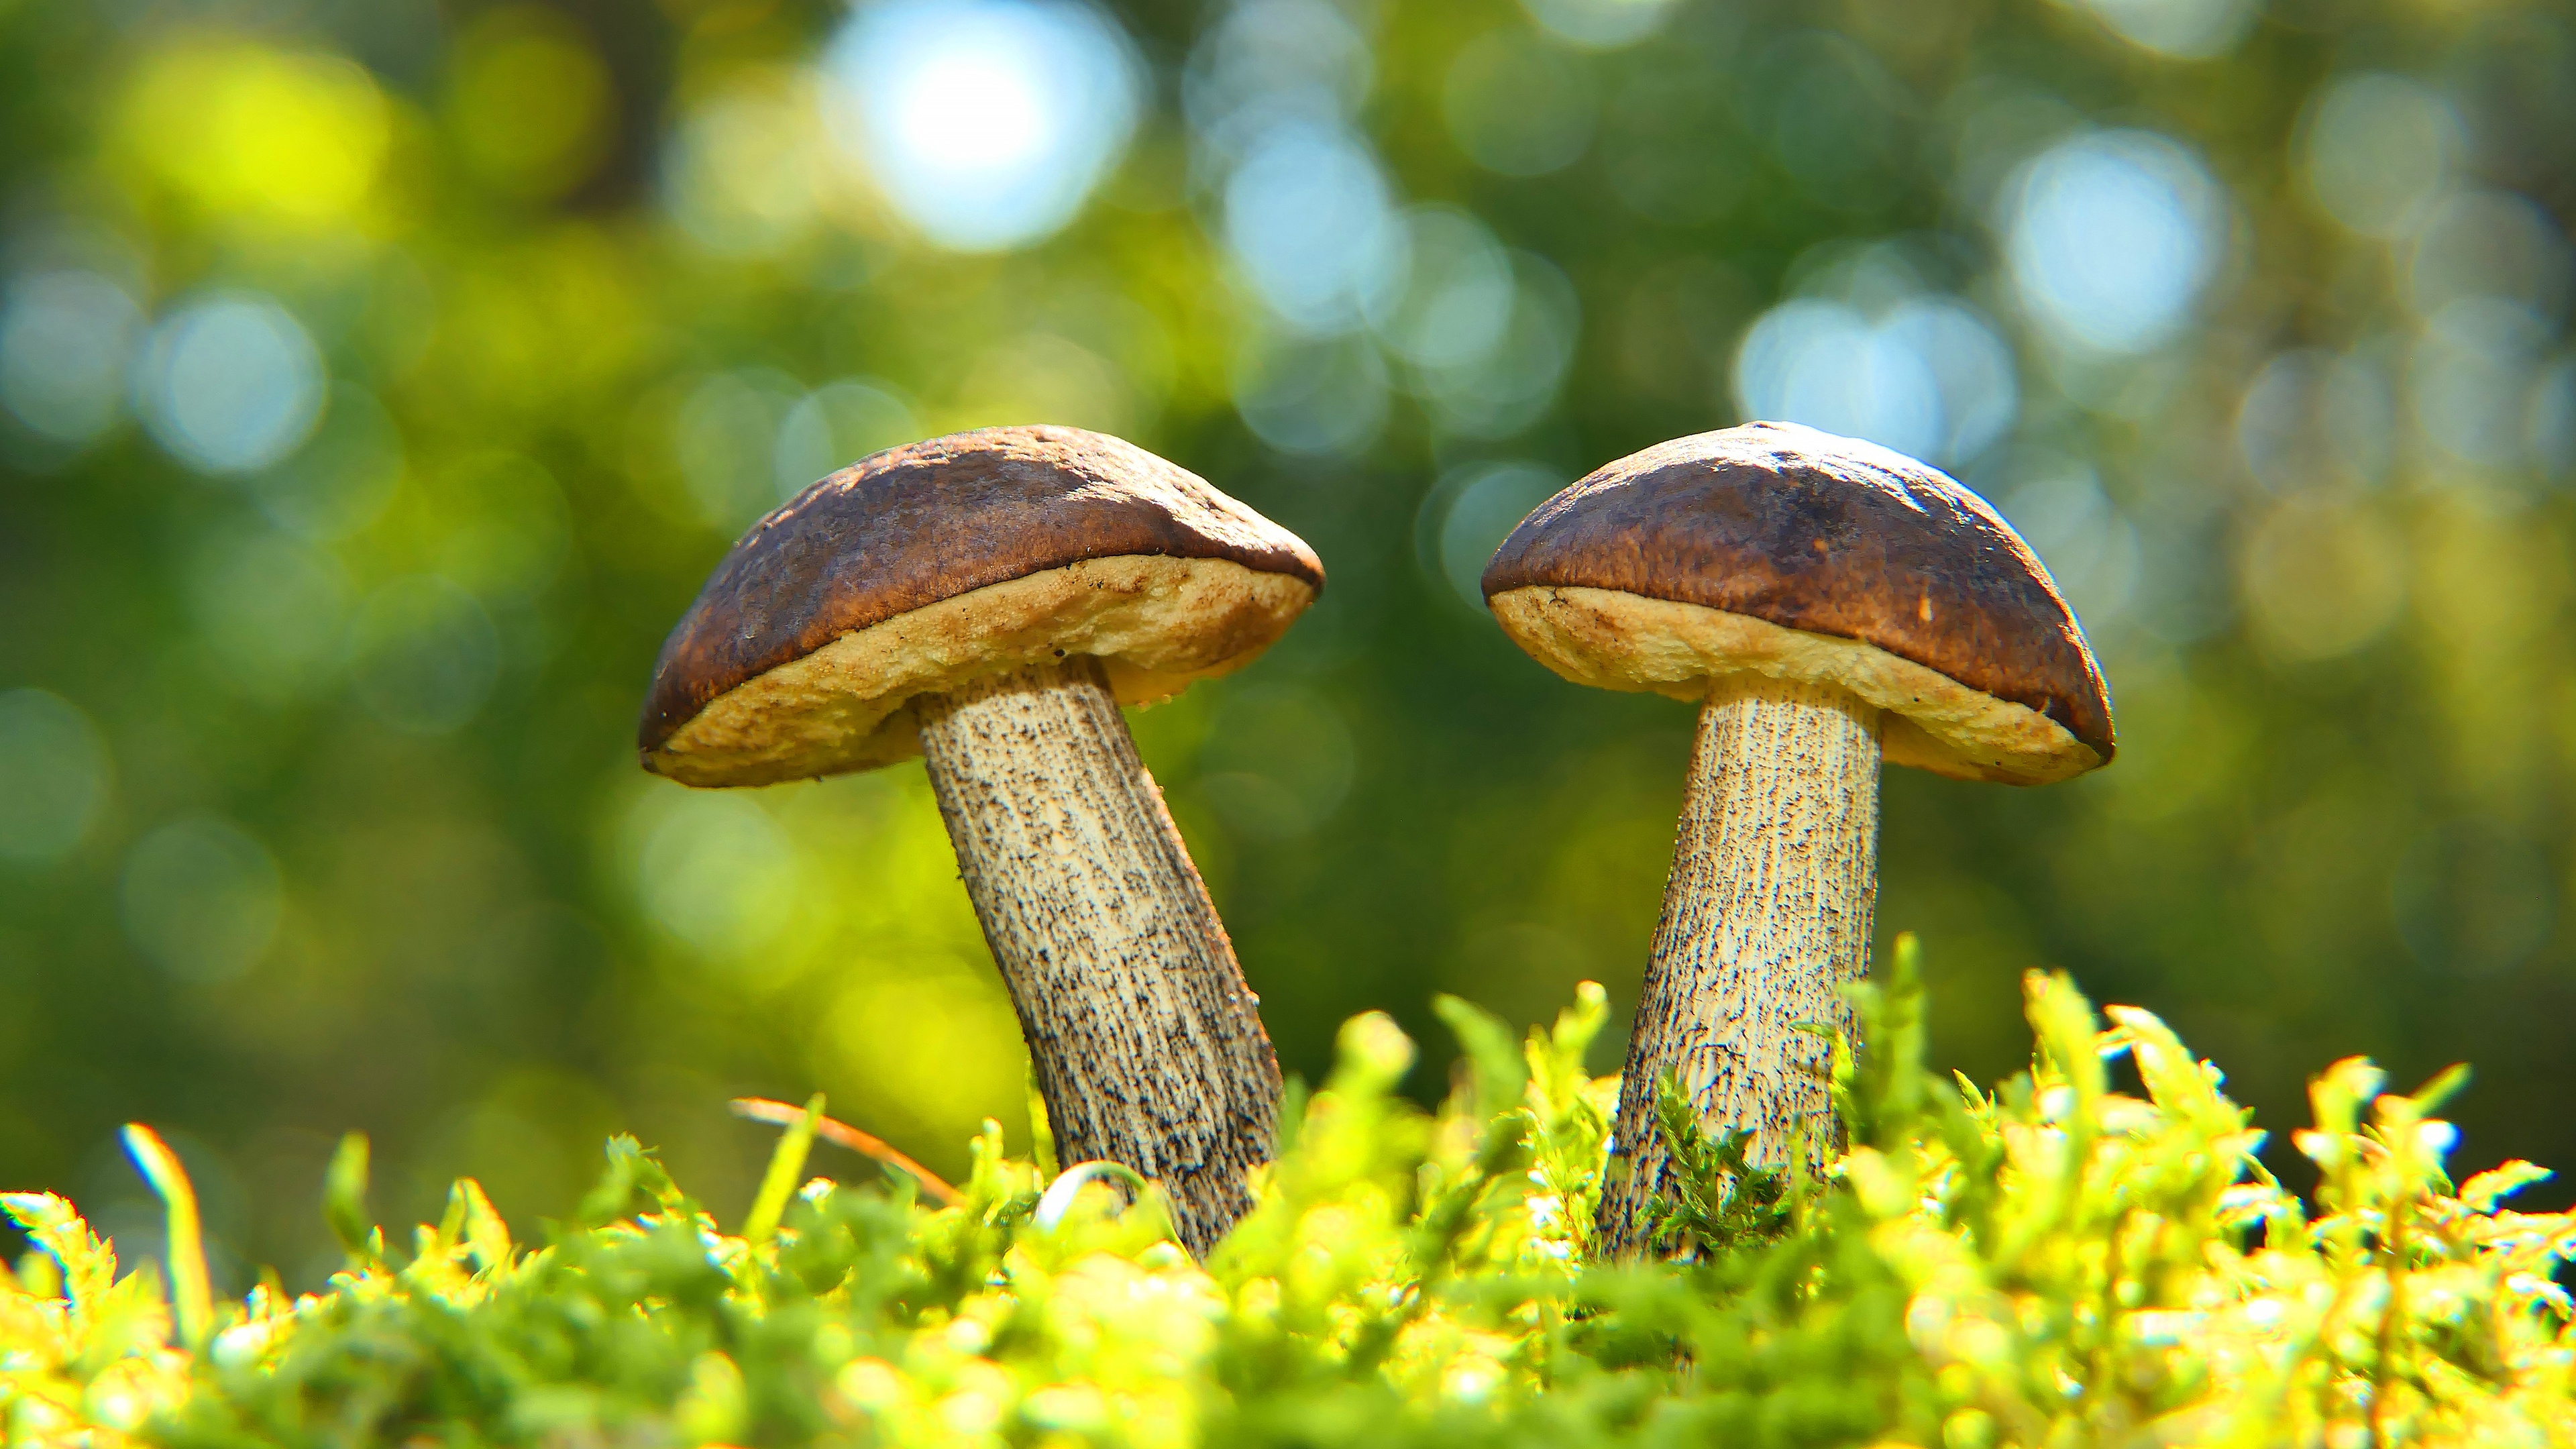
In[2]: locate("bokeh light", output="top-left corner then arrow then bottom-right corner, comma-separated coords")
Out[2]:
1992,457 -> 2141,625
1185,0 -> 1374,148
0,272 -> 143,445
953,331 -> 1140,437
117,42 -> 390,229
2236,348 -> 2397,493
1365,207 -> 1512,371
629,787 -> 806,963
1735,296 -> 2017,466
1517,0 -> 1675,49
1223,118 -> 1403,332
662,76 -> 843,258
1413,253 -> 1582,438
0,690 -> 111,866
775,380 -> 918,496
2070,0 -> 2257,60
2406,191 -> 2572,323
2237,494 -> 2408,661
1420,461 -> 1565,610
823,0 -> 1142,252
184,519 -> 355,702
443,7 -> 612,200
2299,73 -> 2463,239
119,816 -> 283,985
134,292 -> 325,474
2003,130 -> 2222,355
2412,300 -> 2553,474
1185,0 -> 1381,162
677,369 -> 806,529
252,384 -> 404,540
1232,332 -> 1390,455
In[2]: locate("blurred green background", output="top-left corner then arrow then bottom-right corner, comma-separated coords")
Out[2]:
4,0 -> 2573,1287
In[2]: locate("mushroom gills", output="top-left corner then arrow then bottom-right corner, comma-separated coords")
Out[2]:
914,655 -> 1280,1258
1596,672 -> 1880,1261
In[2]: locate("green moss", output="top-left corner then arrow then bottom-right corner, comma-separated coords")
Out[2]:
6,940 -> 2572,1447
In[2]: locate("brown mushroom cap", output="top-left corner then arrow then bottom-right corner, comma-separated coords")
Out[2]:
641,425 -> 1324,787
1481,422 -> 2112,785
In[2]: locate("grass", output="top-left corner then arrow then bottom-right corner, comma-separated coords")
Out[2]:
5,937 -> 2572,1448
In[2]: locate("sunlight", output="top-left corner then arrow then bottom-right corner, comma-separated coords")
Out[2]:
2004,130 -> 2221,356
1734,296 -> 2017,465
134,291 -> 324,474
823,0 -> 1140,252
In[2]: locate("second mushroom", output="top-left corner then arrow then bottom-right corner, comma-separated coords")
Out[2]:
638,425 -> 1322,1257
1482,422 -> 2114,1259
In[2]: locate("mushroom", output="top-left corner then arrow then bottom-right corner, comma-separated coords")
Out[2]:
1480,422 -> 2112,1258
638,425 -> 1322,1256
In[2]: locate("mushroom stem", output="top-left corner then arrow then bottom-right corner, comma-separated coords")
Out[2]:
1597,673 -> 1881,1260
914,655 -> 1279,1256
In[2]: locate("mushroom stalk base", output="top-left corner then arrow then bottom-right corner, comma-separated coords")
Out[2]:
1597,674 -> 1880,1260
916,656 -> 1280,1257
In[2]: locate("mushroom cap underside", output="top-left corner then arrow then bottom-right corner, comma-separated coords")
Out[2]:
1489,585 -> 2098,784
639,425 -> 1324,785
647,555 -> 1311,786
1481,421 -> 2112,775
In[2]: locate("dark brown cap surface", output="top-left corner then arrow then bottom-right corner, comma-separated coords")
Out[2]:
1483,422 -> 2112,763
641,425 -> 1323,760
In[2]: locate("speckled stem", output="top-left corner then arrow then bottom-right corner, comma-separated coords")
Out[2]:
1597,673 -> 1880,1260
914,655 -> 1279,1257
